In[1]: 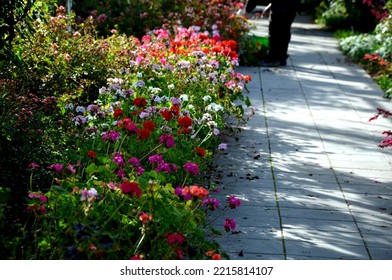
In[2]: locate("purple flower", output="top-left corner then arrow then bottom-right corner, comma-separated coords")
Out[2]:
148,154 -> 164,165
128,157 -> 144,175
86,104 -> 101,115
155,162 -> 171,173
174,186 -> 183,197
159,134 -> 175,148
174,186 -> 191,201
227,195 -> 241,209
183,161 -> 199,175
171,97 -> 181,106
217,143 -> 227,150
202,198 -> 220,211
128,157 -> 140,166
116,168 -> 125,178
155,162 -> 177,174
223,218 -> 236,232
48,163 -> 63,173
72,115 -> 86,126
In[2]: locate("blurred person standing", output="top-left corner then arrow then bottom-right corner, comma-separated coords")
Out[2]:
259,0 -> 300,67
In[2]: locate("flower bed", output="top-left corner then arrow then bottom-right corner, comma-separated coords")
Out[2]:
1,3 -> 252,259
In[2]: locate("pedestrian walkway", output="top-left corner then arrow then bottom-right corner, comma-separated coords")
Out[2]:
210,13 -> 392,260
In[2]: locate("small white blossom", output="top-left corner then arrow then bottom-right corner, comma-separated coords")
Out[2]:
180,94 -> 189,102
202,95 -> 212,102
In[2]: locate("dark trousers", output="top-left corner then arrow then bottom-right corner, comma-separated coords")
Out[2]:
267,11 -> 297,62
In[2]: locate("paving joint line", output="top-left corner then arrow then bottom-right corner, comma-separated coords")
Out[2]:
258,66 -> 287,260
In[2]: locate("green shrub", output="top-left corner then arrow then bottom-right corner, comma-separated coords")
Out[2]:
315,0 -> 379,32
376,74 -> 392,98
339,33 -> 380,62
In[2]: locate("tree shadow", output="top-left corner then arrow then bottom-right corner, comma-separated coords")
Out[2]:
208,25 -> 392,258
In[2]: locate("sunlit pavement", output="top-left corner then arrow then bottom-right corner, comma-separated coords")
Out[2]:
210,12 -> 392,260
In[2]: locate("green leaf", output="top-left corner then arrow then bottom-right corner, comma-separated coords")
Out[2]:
86,163 -> 97,175
245,96 -> 251,107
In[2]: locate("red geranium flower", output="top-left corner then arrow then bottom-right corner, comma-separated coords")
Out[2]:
160,109 -> 173,121
119,181 -> 142,198
170,105 -> 180,116
136,128 -> 151,140
133,97 -> 147,107
113,108 -> 124,119
195,147 -> 206,157
86,150 -> 97,159
178,115 -> 192,127
142,120 -> 155,131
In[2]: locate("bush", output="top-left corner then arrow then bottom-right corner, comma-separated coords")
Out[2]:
315,0 -> 380,32
338,6 -> 391,98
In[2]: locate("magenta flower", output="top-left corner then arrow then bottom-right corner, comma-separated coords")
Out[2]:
174,186 -> 183,197
148,154 -> 164,165
116,168 -> 126,178
174,186 -> 191,201
48,163 -> 63,173
227,195 -> 241,209
128,157 -> 140,166
223,218 -> 236,232
183,161 -> 199,175
67,164 -> 76,174
202,198 -> 220,211
159,133 -> 175,148
28,193 -> 48,203
166,232 -> 185,245
28,162 -> 40,169
155,162 -> 177,174
112,152 -> 125,167
102,130 -> 120,141
128,157 -> 145,175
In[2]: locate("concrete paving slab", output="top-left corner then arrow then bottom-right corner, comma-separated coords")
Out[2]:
211,13 -> 392,260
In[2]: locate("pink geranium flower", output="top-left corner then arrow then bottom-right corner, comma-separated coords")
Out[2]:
47,163 -> 63,173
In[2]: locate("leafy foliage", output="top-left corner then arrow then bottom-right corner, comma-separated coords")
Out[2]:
1,2 -> 252,259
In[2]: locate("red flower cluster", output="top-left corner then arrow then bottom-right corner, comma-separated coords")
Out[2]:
195,147 -> 206,157
86,150 -> 97,159
119,181 -> 142,198
117,117 -> 137,132
178,115 -> 193,133
133,97 -> 147,107
212,40 -> 238,59
160,105 -> 180,121
113,108 -> 124,119
166,232 -> 185,245
363,53 -> 389,66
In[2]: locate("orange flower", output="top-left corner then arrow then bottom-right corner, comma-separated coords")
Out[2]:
190,185 -> 210,199
139,212 -> 153,224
